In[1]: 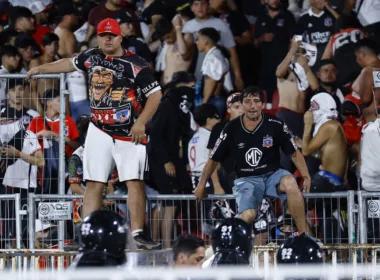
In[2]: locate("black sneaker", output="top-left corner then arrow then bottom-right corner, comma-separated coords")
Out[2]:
64,241 -> 80,252
133,232 -> 161,250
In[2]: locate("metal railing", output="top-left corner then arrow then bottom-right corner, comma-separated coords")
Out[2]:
28,192 -> 356,249
0,74 -> 68,251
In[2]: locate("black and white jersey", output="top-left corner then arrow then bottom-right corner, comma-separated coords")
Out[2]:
331,28 -> 365,85
209,114 -> 297,178
297,9 -> 335,51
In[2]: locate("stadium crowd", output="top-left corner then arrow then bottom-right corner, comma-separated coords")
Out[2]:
0,0 -> 379,255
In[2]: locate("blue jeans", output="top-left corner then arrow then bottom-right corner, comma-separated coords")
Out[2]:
70,99 -> 91,122
232,169 -> 291,214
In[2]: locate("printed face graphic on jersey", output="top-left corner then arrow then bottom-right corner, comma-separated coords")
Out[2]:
90,66 -> 115,101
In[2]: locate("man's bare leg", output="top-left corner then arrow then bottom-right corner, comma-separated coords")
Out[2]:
238,209 -> 257,225
278,175 -> 307,233
125,180 -> 146,231
83,181 -> 104,218
161,206 -> 177,249
151,205 -> 162,241
126,180 -> 160,249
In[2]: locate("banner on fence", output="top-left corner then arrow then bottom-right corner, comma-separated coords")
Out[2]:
38,202 -> 72,220
367,200 -> 380,218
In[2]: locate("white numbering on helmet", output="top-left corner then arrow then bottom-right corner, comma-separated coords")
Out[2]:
281,248 -> 293,260
254,220 -> 267,230
221,225 -> 232,237
81,223 -> 92,236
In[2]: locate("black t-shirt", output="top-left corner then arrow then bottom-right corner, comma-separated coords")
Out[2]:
331,28 -> 365,85
0,106 -> 36,128
255,10 -> 296,67
216,10 -> 251,37
207,120 -> 234,173
297,9 -> 336,59
141,0 -> 166,25
122,36 -> 153,63
210,114 -> 297,178
73,47 -> 161,137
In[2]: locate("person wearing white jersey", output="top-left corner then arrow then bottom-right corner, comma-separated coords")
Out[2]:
353,39 -> 380,191
188,104 -> 221,194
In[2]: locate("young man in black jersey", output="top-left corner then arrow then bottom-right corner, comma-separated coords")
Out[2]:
297,0 -> 339,68
27,18 -> 162,249
194,86 -> 311,234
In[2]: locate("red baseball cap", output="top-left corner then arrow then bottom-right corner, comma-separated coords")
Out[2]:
97,18 -> 121,36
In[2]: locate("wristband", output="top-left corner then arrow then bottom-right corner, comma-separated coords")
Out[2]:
175,25 -> 182,29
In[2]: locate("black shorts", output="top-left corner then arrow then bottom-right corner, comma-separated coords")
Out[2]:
276,108 -> 304,138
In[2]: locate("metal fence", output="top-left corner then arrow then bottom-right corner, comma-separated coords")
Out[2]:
2,191 -> 380,270
0,74 -> 68,252
27,192 -> 356,250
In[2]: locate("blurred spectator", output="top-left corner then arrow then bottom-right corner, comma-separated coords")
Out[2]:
342,93 -> 363,190
28,1 -> 53,50
188,104 -> 221,194
299,92 -> 346,192
147,72 -> 195,248
353,39 -> 380,122
34,219 -> 56,249
8,6 -> 40,56
182,0 -> 243,91
298,92 -> 347,242
85,0 -> 140,42
342,93 -> 363,146
0,29 -> 19,47
196,27 -> 232,117
0,79 -> 43,248
275,39 -> 318,172
15,35 -> 36,71
54,2 -> 80,58
29,32 -> 60,114
287,0 -> 310,19
322,15 -> 365,86
209,0 -> 255,87
66,42 -> 89,122
353,39 -> 380,192
0,79 -> 39,127
74,1 -> 97,43
28,89 -> 80,194
349,0 -> 380,46
0,46 -> 21,106
114,11 -> 153,67
254,0 -> 296,106
140,0 -> 166,44
155,18 -> 192,86
311,59 -> 347,115
172,234 -> 205,267
207,92 -> 243,194
297,0 -> 339,69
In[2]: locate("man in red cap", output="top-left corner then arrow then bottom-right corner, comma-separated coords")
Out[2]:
27,18 -> 162,250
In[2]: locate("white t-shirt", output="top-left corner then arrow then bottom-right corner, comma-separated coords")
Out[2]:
3,130 -> 41,189
360,118 -> 380,191
355,0 -> 380,27
0,66 -> 10,105
66,71 -> 87,102
188,127 -> 211,174
202,47 -> 233,92
74,22 -> 88,43
182,17 -> 235,80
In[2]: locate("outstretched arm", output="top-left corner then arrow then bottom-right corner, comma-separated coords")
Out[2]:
27,58 -> 75,78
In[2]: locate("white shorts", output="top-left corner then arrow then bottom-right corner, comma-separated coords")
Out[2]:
83,123 -> 148,183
